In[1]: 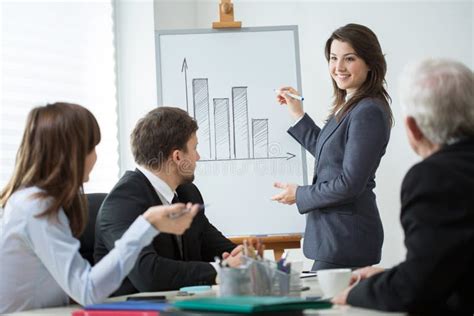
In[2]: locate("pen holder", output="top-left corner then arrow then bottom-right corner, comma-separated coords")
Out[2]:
218,265 -> 252,296
218,256 -> 291,297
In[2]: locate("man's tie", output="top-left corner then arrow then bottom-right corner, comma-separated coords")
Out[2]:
171,193 -> 184,259
171,194 -> 180,204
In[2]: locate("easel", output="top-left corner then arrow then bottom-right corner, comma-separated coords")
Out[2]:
229,234 -> 302,261
212,0 -> 242,29
212,3 -> 301,261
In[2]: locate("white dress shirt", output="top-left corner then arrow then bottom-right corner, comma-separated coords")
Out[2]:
0,186 -> 159,313
137,165 -> 175,205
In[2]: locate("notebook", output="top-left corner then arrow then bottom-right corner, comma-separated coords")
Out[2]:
173,296 -> 332,313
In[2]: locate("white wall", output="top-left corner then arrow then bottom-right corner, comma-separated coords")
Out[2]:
148,0 -> 473,268
114,0 -> 159,172
114,0 -> 199,172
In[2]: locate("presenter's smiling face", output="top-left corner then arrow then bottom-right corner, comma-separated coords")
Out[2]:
329,39 -> 370,94
178,132 -> 200,184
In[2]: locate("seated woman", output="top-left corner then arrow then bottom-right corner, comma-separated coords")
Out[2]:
0,102 -> 200,313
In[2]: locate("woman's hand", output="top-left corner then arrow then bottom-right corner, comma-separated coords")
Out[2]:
271,182 -> 297,205
276,86 -> 304,120
143,202 -> 200,235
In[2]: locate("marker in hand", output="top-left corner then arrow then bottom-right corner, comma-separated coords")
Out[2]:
274,89 -> 304,101
168,203 -> 208,219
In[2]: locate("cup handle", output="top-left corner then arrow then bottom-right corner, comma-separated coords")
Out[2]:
350,271 -> 361,288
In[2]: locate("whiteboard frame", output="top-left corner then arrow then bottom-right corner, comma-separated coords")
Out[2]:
154,26 -> 308,235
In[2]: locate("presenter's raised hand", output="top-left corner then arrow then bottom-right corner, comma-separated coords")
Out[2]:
276,86 -> 304,121
143,203 -> 199,235
271,182 -> 297,205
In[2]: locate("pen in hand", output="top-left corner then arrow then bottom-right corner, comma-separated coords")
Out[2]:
274,89 -> 304,101
168,203 -> 208,219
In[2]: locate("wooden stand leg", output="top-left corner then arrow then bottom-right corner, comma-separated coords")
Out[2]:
273,248 -> 285,261
228,234 -> 302,261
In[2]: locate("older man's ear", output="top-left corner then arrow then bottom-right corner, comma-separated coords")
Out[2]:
404,116 -> 440,158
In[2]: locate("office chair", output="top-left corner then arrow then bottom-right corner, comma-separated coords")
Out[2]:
79,193 -> 107,266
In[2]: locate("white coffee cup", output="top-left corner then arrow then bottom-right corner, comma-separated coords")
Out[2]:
317,268 -> 360,298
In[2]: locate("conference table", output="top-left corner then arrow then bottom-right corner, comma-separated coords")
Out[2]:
6,277 -> 405,316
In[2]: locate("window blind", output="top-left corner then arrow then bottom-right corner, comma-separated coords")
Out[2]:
0,1 -> 119,193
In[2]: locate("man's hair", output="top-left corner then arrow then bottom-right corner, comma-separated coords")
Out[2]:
131,106 -> 198,170
399,58 -> 474,145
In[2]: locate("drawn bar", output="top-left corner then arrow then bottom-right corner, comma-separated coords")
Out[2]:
232,87 -> 250,159
213,98 -> 231,160
192,78 -> 212,160
252,119 -> 269,158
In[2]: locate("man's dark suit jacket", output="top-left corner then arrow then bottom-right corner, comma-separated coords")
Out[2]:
94,169 -> 235,295
347,138 -> 474,314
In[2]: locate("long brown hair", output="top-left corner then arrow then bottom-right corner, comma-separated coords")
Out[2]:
325,23 -> 394,126
0,102 -> 101,237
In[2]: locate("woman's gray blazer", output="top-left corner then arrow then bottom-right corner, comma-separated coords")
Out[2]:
288,97 -> 391,266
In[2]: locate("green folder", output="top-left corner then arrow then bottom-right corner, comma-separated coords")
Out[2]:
173,296 -> 332,313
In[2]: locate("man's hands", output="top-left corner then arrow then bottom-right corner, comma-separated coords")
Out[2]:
222,245 -> 243,268
271,182 -> 297,205
332,266 -> 385,305
143,203 -> 200,235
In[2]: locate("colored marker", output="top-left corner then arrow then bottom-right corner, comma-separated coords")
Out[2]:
274,89 -> 304,101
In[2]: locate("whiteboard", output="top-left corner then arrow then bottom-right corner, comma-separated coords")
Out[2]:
155,26 -> 307,236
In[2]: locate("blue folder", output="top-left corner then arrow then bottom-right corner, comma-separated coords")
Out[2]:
84,300 -> 172,311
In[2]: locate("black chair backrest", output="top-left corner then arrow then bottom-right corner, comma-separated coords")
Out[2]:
79,193 -> 107,266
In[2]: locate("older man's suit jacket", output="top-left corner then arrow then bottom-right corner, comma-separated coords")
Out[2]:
348,138 -> 474,314
288,98 -> 391,266
94,169 -> 235,295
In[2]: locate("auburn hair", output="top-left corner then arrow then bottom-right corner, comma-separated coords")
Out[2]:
0,102 -> 101,237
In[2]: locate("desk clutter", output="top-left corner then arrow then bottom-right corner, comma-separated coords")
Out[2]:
72,239 -> 331,315
218,239 -> 299,296
72,297 -> 331,315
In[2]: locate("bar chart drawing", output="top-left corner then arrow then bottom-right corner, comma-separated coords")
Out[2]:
184,60 -> 295,162
156,26 -> 308,237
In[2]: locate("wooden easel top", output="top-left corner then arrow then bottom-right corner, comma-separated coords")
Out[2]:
212,0 -> 242,29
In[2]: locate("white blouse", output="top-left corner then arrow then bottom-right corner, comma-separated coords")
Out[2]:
0,187 -> 158,313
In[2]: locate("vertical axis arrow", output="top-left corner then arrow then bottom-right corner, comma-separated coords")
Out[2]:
181,58 -> 189,113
